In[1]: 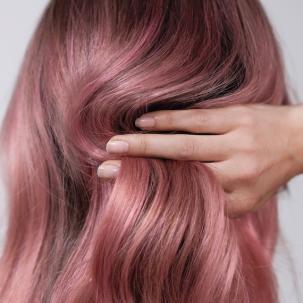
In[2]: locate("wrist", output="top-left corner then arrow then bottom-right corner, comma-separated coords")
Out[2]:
288,104 -> 303,175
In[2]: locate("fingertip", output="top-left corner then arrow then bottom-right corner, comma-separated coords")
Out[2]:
97,161 -> 121,179
135,117 -> 156,129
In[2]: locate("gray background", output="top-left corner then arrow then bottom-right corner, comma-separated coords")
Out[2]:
0,1 -> 302,302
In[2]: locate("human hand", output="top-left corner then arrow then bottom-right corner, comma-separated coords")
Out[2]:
98,104 -> 303,217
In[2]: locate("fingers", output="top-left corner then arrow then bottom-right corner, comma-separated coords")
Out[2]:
106,133 -> 229,161
96,159 -> 245,217
97,160 -> 121,179
135,108 -> 238,134
97,157 -> 265,219
97,154 -> 231,192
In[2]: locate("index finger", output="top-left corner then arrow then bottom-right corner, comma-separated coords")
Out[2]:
135,107 -> 239,134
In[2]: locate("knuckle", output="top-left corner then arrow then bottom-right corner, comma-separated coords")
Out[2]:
166,112 -> 177,127
239,130 -> 257,153
230,105 -> 246,116
137,136 -> 148,155
236,129 -> 258,155
193,112 -> 210,130
176,138 -> 197,160
239,111 -> 255,127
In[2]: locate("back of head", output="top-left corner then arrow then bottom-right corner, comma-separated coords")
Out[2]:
0,0 -> 289,302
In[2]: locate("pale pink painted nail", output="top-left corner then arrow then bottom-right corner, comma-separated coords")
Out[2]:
106,140 -> 129,153
97,163 -> 120,178
135,117 -> 156,128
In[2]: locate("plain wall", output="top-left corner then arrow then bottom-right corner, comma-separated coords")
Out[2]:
0,1 -> 302,302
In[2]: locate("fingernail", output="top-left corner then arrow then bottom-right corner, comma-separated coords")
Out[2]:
97,163 -> 120,178
135,117 -> 155,128
106,140 -> 129,153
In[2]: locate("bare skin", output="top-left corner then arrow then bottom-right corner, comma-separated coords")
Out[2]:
97,104 -> 303,217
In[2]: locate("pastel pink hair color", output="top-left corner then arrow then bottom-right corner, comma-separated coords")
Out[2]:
0,0 -> 290,302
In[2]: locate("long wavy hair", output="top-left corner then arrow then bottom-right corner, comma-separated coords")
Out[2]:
0,0 -> 289,302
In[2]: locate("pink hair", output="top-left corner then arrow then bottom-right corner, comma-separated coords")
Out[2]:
0,0 -> 289,302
